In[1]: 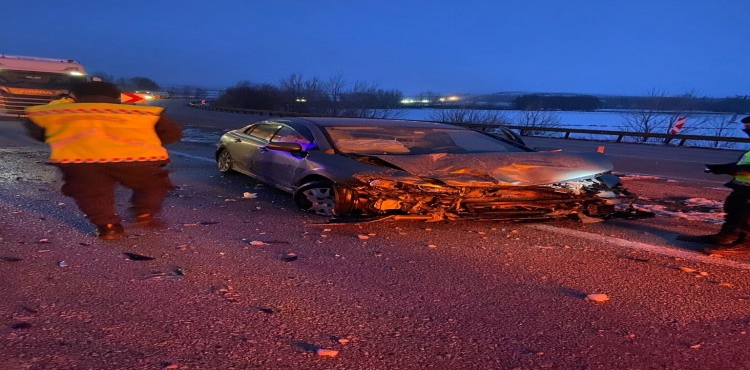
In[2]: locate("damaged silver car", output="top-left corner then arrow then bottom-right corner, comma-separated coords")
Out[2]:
215,117 -> 637,222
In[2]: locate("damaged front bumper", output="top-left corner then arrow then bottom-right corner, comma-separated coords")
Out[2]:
332,173 -> 641,222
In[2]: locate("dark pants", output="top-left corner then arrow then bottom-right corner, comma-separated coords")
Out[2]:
718,190 -> 750,240
58,163 -> 173,225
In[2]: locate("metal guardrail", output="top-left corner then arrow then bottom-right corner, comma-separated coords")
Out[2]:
187,101 -> 305,117
186,102 -> 750,146
506,125 -> 750,146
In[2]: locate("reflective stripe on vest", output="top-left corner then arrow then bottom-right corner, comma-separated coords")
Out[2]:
25,103 -> 168,163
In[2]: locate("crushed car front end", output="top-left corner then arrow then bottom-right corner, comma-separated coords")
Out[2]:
328,151 -> 638,222
332,171 -> 636,221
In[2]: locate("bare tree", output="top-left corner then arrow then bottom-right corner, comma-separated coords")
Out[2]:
300,76 -> 326,113
698,114 -> 737,148
338,80 -> 404,119
511,110 -> 562,136
429,108 -> 509,125
619,88 -> 672,142
279,73 -> 305,111
325,74 -> 347,116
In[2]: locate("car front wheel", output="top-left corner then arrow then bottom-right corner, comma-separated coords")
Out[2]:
217,149 -> 234,173
294,181 -> 336,216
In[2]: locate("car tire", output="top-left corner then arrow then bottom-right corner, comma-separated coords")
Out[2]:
217,149 -> 234,173
294,180 -> 336,216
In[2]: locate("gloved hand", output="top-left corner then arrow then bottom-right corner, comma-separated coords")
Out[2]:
705,163 -> 736,175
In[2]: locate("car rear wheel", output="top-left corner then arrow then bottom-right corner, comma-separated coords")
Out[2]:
217,149 -> 234,173
294,181 -> 335,216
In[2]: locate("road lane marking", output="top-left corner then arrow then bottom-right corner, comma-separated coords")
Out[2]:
530,224 -> 750,271
169,151 -> 214,162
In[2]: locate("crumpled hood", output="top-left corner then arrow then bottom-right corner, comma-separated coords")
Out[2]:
368,151 -> 615,186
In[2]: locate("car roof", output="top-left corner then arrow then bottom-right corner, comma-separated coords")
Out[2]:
290,117 -> 467,129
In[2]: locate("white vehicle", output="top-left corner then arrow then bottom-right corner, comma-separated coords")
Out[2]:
0,54 -> 92,117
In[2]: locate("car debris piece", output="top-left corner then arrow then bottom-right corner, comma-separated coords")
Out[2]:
281,253 -> 298,262
145,271 -> 183,281
57,260 -> 68,267
316,349 -> 340,357
257,307 -> 275,314
586,293 -> 610,303
123,252 -> 156,261
212,285 -> 241,303
11,322 -> 32,330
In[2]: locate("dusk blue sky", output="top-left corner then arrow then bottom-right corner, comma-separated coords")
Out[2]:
3,1 -> 747,97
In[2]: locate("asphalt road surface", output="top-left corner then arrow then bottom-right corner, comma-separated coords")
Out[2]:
1,104 -> 749,370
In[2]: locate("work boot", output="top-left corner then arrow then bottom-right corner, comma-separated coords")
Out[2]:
703,243 -> 750,256
96,223 -> 125,240
132,214 -> 166,229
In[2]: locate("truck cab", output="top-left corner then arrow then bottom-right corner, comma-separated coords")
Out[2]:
0,54 -> 91,117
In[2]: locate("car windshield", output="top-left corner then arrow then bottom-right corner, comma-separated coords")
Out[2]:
325,126 -> 528,155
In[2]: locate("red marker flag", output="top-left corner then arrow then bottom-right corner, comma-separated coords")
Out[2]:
670,117 -> 686,134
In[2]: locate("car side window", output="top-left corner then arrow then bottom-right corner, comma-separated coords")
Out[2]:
247,123 -> 281,141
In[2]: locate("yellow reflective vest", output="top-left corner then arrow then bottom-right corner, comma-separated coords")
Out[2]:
25,103 -> 168,164
734,151 -> 750,184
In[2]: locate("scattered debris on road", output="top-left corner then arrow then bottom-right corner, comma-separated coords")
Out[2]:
123,252 -> 156,261
317,348 -> 340,357
282,253 -> 298,262
586,293 -> 610,303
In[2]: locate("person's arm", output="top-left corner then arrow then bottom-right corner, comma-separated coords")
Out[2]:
23,118 -> 46,142
154,114 -> 183,145
706,163 -> 750,175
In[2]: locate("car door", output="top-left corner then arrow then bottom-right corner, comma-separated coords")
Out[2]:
251,124 -> 314,190
228,122 -> 281,174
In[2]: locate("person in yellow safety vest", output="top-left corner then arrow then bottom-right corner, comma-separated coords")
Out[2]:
23,81 -> 183,240
702,115 -> 750,255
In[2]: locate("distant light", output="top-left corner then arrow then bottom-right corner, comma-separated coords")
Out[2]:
296,97 -> 307,102
68,71 -> 84,76
401,98 -> 432,104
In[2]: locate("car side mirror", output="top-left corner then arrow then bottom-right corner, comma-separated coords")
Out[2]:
264,142 -> 306,154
